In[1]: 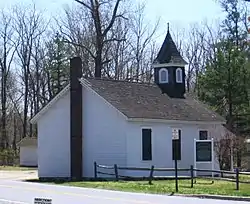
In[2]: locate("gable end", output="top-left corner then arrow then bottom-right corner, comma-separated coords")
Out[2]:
30,85 -> 70,124
79,78 -> 128,120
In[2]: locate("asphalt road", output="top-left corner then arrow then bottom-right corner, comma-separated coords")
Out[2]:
0,179 -> 249,204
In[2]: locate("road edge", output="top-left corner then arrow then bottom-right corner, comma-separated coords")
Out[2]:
173,194 -> 250,202
0,198 -> 28,204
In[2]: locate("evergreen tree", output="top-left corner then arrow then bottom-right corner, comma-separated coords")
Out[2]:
198,0 -> 250,168
45,32 -> 72,97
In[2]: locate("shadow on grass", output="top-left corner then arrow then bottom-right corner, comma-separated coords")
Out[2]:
194,180 -> 214,185
178,180 -> 214,190
25,178 -> 120,184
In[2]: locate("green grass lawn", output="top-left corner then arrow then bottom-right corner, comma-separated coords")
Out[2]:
30,178 -> 250,197
0,165 -> 37,171
240,174 -> 250,182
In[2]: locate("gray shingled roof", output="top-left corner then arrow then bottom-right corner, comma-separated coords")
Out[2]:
84,78 -> 225,122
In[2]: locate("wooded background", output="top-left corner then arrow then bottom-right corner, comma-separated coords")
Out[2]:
0,0 -> 249,169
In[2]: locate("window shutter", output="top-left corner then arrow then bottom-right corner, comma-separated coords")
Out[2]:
142,129 -> 152,160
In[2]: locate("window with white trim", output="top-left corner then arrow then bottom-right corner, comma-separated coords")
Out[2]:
159,68 -> 169,83
176,68 -> 183,83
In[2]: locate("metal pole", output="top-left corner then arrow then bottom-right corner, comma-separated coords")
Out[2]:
175,142 -> 178,192
211,138 -> 214,178
194,139 -> 197,178
230,139 -> 234,172
172,128 -> 179,192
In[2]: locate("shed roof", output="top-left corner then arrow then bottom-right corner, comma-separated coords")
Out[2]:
17,137 -> 37,147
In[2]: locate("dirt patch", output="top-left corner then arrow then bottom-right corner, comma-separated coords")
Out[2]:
0,170 -> 38,181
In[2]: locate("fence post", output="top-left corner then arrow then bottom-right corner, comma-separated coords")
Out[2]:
94,162 -> 97,179
236,168 -> 239,190
114,164 -> 119,181
190,165 -> 194,188
149,165 -> 154,185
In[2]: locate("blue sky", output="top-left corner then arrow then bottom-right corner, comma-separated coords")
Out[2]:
0,0 -> 224,40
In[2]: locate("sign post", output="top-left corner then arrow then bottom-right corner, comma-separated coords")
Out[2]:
172,128 -> 179,192
194,139 -> 197,178
211,138 -> 214,178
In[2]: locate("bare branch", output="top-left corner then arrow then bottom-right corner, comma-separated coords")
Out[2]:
103,0 -> 122,37
103,38 -> 126,44
74,0 -> 92,10
63,39 -> 96,59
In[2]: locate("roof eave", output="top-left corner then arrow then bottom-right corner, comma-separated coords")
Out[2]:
153,62 -> 187,68
127,117 -> 226,125
17,137 -> 37,147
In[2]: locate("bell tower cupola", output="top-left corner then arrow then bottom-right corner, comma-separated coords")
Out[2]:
153,23 -> 187,98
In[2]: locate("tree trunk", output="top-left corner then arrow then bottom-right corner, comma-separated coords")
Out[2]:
23,73 -> 29,139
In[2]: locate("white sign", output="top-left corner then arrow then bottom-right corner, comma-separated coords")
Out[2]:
34,198 -> 52,204
172,128 -> 179,140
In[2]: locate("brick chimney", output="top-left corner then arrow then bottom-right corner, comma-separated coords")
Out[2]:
70,57 -> 83,180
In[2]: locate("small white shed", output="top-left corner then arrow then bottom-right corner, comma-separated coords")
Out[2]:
17,137 -> 38,167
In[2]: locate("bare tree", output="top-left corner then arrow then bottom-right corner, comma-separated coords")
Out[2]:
127,1 -> 160,82
6,72 -> 22,151
57,5 -> 95,76
102,16 -> 130,79
12,4 -> 47,138
0,9 -> 16,148
72,0 -> 128,77
214,128 -> 235,171
173,21 -> 223,94
184,23 -> 207,93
